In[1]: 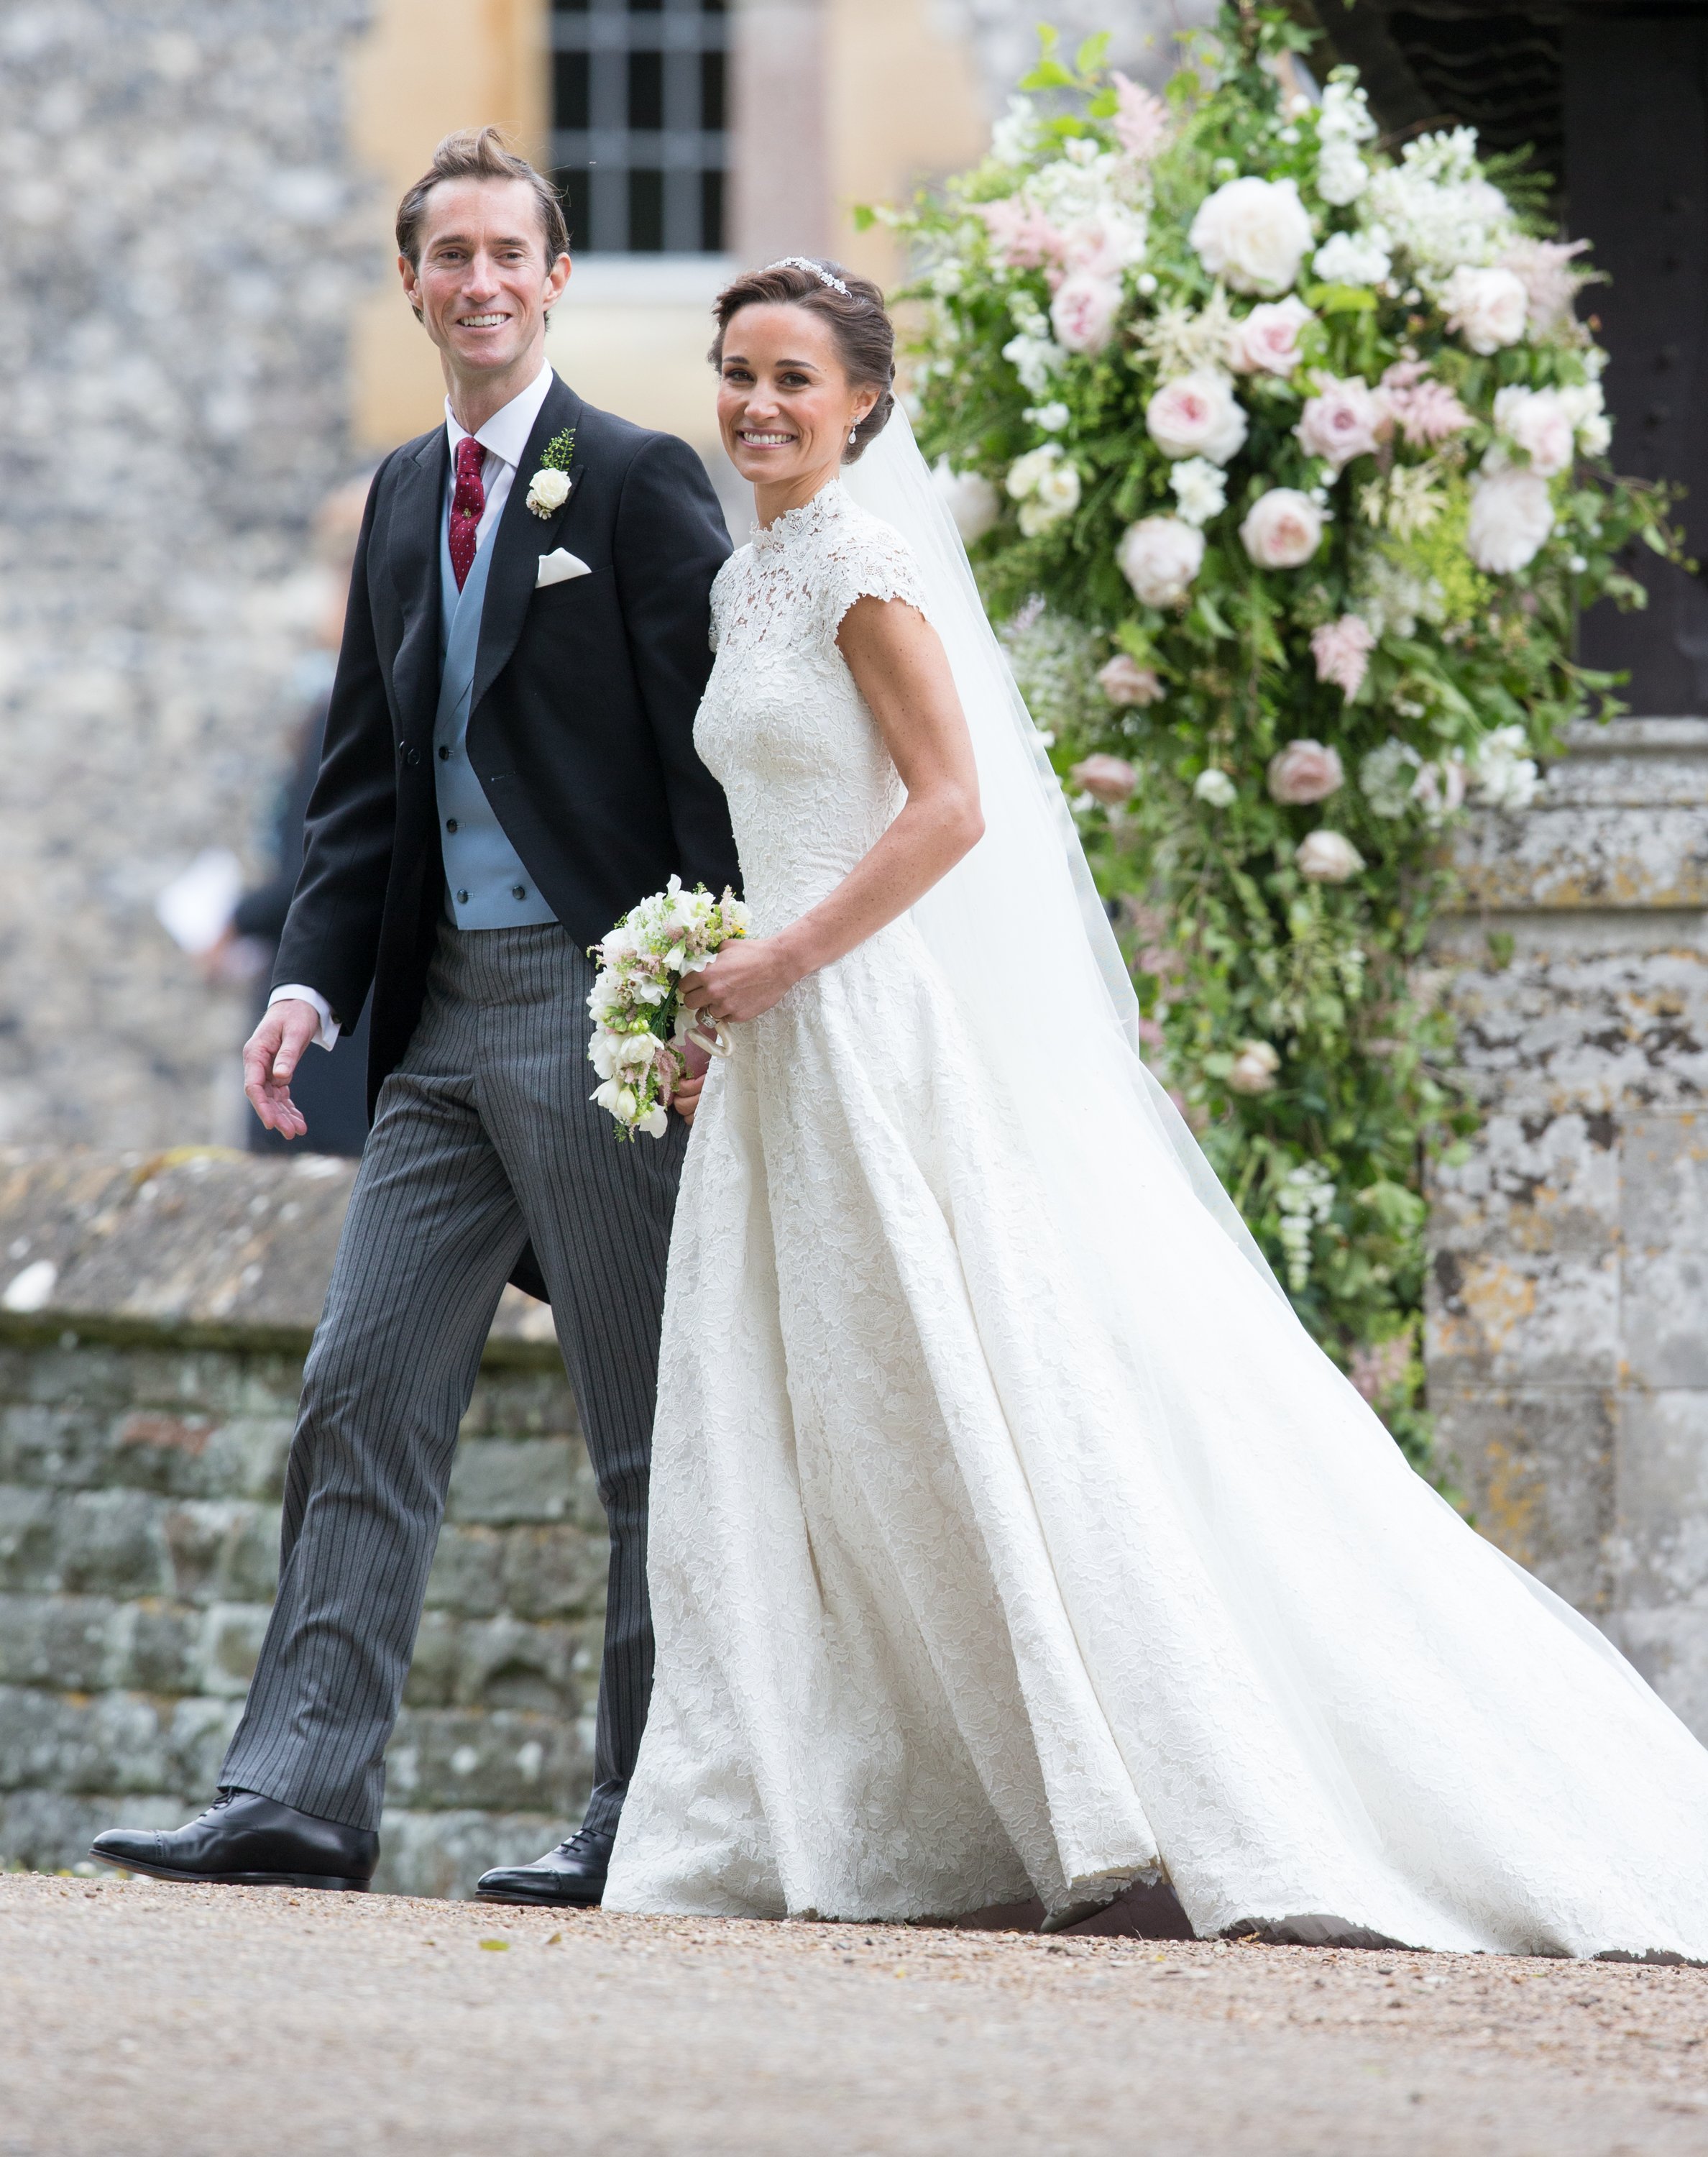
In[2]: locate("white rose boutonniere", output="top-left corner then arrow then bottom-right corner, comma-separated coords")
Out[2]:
526,428 -> 577,519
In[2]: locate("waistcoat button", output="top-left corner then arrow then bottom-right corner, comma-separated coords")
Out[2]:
456,889 -> 469,905
446,819 -> 458,833
512,884 -> 526,900
438,745 -> 449,761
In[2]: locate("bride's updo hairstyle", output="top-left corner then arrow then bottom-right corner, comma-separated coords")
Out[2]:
710,258 -> 895,464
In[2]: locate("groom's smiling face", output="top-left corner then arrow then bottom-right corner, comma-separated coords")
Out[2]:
401,177 -> 571,384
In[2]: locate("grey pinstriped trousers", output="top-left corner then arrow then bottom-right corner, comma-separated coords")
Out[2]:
220,921 -> 687,1836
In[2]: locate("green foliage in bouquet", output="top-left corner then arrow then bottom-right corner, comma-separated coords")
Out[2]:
873,1 -> 1681,1469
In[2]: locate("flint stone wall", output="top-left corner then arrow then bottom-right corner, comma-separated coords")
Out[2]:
1428,717 -> 1708,1735
0,1146 -> 605,1899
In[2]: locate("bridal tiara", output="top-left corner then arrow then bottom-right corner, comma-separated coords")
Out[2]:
765,255 -> 851,296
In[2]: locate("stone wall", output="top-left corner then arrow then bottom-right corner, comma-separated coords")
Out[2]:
1427,718 -> 1708,1735
0,1 -> 370,1151
0,1148 -> 606,1897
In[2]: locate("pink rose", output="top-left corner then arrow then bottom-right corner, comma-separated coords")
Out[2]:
1071,754 -> 1139,807
1111,71 -> 1169,160
1226,296 -> 1314,377
1498,236 -> 1590,339
1116,516 -> 1206,607
1267,738 -> 1346,805
1295,373 -> 1385,470
1492,386 -> 1574,478
1295,829 -> 1364,882
1145,370 -> 1248,465
1050,273 -> 1123,356
1097,654 -> 1165,707
978,198 -> 1066,272
1310,615 -> 1376,700
1227,1040 -> 1281,1095
1239,488 -> 1323,569
1442,265 -> 1528,356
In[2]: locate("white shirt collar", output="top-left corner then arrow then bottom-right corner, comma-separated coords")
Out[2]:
444,359 -> 555,471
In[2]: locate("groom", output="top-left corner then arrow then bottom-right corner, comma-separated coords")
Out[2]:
91,128 -> 737,1904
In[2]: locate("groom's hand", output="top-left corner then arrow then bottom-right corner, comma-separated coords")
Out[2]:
671,1037 -> 712,1126
242,1001 -> 319,1140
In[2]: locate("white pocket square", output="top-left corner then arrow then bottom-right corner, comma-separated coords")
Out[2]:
536,548 -> 592,589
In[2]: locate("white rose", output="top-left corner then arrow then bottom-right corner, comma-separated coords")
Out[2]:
1194,767 -> 1237,807
1189,175 -> 1313,296
1226,296 -> 1314,377
1311,227 -> 1391,288
1239,487 -> 1324,569
1492,386 -> 1574,478
934,459 -> 1000,545
1442,265 -> 1528,355
1116,516 -> 1206,608
527,466 -> 571,514
1145,370 -> 1249,466
1018,456 -> 1082,536
1466,464 -> 1553,573
1295,829 -> 1364,882
1168,456 -> 1227,527
1006,446 -> 1058,500
1227,1039 -> 1280,1094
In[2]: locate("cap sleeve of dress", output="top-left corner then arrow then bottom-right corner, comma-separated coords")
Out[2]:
816,508 -> 932,641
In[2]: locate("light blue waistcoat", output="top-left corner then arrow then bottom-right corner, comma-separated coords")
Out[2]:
433,479 -> 559,930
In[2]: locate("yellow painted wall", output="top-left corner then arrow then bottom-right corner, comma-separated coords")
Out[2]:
826,0 -> 987,288
347,0 -> 550,454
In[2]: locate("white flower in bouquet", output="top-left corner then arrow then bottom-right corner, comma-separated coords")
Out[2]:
1168,457 -> 1227,527
587,879 -> 748,1139
933,459 -> 1000,545
1492,386 -> 1576,477
1267,739 -> 1346,806
1466,464 -> 1553,572
991,95 -> 1041,168
1194,766 -> 1238,807
1310,615 -> 1376,700
1239,488 -> 1324,569
1097,653 -> 1165,706
1317,139 -> 1371,210
1189,175 -> 1313,296
1146,371 -> 1249,465
1316,78 -> 1376,207
1226,296 -> 1314,376
1139,290 -> 1241,379
1410,755 -> 1469,825
1007,444 -> 1080,535
1296,373 -> 1387,470
1557,381 -> 1612,457
1117,516 -> 1206,607
1359,738 -> 1423,818
1312,229 -> 1392,288
1276,1160 -> 1336,1291
1050,272 -> 1123,355
1364,131 -> 1517,284
1295,829 -> 1364,881
1070,753 -> 1138,806
1024,400 -> 1070,433
1470,723 -> 1541,812
1227,1038 -> 1280,1094
1002,331 -> 1067,398
1441,264 -> 1528,354
1499,235 -> 1591,340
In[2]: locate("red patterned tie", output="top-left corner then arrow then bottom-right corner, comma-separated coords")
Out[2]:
449,435 -> 485,590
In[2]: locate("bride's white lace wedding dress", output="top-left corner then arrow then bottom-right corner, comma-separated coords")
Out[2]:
603,475 -> 1708,1956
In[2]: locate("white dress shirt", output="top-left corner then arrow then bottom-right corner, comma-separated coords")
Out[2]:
273,360 -> 556,1049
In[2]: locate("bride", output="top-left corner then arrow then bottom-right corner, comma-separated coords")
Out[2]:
602,256 -> 1708,1956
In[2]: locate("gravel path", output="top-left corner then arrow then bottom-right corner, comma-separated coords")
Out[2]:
5,1874 -> 1708,2154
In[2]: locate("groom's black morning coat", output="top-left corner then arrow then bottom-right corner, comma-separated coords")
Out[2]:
274,372 -> 740,1104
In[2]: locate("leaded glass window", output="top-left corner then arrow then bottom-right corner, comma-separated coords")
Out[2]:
551,0 -> 728,253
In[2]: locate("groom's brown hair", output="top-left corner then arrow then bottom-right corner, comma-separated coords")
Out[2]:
396,127 -> 570,268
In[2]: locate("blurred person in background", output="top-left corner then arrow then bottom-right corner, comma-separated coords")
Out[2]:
221,478 -> 374,1156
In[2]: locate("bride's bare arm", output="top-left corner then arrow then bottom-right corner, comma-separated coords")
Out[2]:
678,594 -> 983,1030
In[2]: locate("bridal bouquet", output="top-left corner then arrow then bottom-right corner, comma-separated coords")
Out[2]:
877,1 -> 1680,1466
587,879 -> 748,1139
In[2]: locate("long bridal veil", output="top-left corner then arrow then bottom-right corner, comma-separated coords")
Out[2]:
844,406 -> 1281,1297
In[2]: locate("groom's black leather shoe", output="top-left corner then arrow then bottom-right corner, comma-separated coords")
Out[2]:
474,1826 -> 614,1907
89,1792 -> 377,1892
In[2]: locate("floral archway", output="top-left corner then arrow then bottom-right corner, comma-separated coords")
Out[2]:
876,2 -> 1678,1472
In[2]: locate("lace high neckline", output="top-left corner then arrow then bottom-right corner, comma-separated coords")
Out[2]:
750,480 -> 848,555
